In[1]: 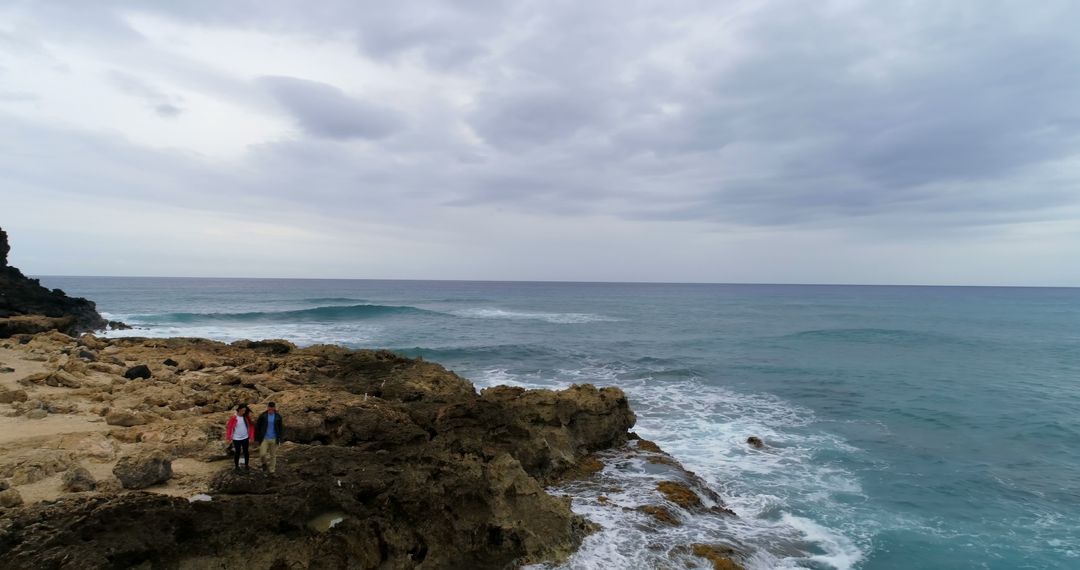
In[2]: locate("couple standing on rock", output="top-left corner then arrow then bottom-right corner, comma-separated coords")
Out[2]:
225,402 -> 285,474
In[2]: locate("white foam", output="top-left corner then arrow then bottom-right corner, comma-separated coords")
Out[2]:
99,322 -> 382,348
480,364 -> 869,570
188,494 -> 212,502
781,513 -> 864,569
450,308 -> 620,324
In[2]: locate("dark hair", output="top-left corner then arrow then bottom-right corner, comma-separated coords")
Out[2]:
236,404 -> 249,413
267,402 -> 276,408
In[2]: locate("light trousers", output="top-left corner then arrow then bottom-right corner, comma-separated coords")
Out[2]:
259,439 -> 279,473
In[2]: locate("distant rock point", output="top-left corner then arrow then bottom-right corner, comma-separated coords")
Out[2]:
0,227 -> 107,336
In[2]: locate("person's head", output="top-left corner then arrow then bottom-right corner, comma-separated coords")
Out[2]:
235,404 -> 249,416
266,402 -> 276,414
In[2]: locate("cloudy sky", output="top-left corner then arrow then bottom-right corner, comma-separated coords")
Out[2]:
2,1 -> 1079,285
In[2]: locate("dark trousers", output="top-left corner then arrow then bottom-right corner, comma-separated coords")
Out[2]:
232,439 -> 249,467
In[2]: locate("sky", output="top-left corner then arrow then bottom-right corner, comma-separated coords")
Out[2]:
2,0 -> 1079,285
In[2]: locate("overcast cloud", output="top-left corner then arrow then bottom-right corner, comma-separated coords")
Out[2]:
1,0 -> 1079,285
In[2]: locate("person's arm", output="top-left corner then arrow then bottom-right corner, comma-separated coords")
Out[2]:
277,415 -> 284,443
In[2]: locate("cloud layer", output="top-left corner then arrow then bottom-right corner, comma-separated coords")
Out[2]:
1,0 -> 1079,284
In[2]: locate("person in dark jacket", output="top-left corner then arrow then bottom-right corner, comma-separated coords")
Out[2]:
255,402 -> 285,474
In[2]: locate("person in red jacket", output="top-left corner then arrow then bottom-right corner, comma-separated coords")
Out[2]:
225,404 -> 255,472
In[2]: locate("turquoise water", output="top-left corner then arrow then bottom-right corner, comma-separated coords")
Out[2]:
41,277 -> 1080,569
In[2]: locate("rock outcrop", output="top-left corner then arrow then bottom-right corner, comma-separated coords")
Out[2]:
0,334 -> 637,569
0,228 -> 107,336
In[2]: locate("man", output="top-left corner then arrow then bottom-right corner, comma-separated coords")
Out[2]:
255,402 -> 284,474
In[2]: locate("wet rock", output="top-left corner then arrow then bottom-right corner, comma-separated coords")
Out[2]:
0,488 -> 23,508
658,480 -> 703,509
61,467 -> 97,492
107,321 -> 131,330
124,364 -> 152,380
637,505 -> 681,526
112,450 -> 172,489
746,436 -> 764,449
688,544 -> 745,570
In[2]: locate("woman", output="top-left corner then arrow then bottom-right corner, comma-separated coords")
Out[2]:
225,404 -> 255,471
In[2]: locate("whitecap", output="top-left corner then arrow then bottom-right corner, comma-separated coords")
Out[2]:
449,308 -> 620,324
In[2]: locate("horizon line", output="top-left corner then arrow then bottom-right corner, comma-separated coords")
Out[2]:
30,274 -> 1080,290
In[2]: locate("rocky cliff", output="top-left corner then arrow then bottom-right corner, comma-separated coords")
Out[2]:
0,334 -> 642,569
0,228 -> 107,336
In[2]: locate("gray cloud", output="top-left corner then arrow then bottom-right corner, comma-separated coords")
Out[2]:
108,71 -> 185,117
259,76 -> 405,140
2,0 -> 1080,283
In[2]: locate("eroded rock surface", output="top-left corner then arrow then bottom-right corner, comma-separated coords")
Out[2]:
0,334 -> 636,569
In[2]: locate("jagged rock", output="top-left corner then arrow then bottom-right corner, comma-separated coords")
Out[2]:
77,349 -> 97,361
0,228 -> 106,335
746,436 -> 764,449
685,544 -> 745,570
163,358 -> 179,367
107,321 -> 132,330
0,337 -> 642,569
638,505 -> 681,526
0,488 -> 23,508
31,369 -> 83,388
61,467 -> 97,492
112,450 -> 172,489
124,364 -> 152,380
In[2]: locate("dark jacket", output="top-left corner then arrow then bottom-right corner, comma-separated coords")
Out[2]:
255,411 -> 284,443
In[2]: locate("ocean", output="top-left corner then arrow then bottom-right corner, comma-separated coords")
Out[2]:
38,277 -> 1080,569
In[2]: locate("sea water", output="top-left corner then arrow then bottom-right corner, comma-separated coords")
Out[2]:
39,277 -> 1080,569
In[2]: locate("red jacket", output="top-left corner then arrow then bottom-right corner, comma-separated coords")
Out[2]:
225,415 -> 255,441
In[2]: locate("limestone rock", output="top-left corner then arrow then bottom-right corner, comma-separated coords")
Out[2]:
62,467 -> 97,492
106,409 -> 156,427
0,389 -> 27,403
112,450 -> 172,489
0,488 -> 23,508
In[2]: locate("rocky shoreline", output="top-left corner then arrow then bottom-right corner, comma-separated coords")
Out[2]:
0,229 -> 744,569
0,334 -> 742,569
